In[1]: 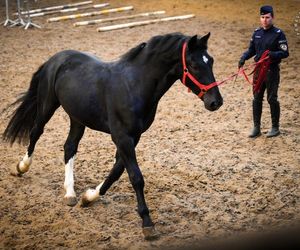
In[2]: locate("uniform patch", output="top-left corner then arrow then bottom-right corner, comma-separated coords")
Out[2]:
255,36 -> 261,38
202,55 -> 208,64
280,44 -> 288,51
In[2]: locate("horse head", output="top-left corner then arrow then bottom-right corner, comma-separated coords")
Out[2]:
182,33 -> 223,111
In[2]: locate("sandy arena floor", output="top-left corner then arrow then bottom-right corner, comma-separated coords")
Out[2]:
0,0 -> 299,249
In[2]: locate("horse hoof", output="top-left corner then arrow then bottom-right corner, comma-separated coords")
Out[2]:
143,226 -> 160,241
10,164 -> 23,177
79,194 -> 93,207
64,196 -> 77,206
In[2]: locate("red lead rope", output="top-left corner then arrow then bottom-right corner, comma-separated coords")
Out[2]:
243,50 -> 271,93
181,40 -> 271,96
220,50 -> 271,93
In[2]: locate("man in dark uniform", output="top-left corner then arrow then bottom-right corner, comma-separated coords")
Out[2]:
239,5 -> 289,138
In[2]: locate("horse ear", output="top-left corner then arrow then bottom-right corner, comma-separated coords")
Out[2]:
188,35 -> 198,51
199,32 -> 210,48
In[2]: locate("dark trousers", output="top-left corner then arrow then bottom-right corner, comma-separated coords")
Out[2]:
252,65 -> 280,128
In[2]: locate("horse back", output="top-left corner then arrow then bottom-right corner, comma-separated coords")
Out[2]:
42,50 -> 111,132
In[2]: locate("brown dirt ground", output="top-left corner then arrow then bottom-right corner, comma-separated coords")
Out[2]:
0,0 -> 300,249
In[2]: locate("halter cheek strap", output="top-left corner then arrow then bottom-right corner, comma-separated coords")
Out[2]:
181,41 -> 218,98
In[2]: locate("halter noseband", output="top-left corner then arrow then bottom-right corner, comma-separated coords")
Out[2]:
181,41 -> 218,98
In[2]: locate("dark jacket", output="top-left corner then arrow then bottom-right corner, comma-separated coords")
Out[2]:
241,25 -> 289,64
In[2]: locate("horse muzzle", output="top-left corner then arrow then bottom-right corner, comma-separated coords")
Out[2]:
203,89 -> 223,111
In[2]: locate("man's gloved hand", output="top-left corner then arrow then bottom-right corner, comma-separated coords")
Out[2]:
268,51 -> 275,59
238,58 -> 245,68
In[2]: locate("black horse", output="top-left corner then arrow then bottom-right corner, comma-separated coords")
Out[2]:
3,32 -> 223,239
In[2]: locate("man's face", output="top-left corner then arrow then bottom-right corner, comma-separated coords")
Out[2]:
260,13 -> 273,29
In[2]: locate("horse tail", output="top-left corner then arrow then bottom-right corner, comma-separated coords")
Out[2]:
3,64 -> 44,145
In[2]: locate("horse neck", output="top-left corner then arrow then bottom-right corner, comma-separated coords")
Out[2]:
151,61 -> 182,103
142,43 -> 184,103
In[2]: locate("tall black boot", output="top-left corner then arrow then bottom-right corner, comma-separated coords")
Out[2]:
249,100 -> 262,138
267,101 -> 280,137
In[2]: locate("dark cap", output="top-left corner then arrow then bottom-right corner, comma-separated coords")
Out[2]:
260,5 -> 274,16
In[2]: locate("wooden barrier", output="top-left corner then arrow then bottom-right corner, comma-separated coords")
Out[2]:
20,1 -> 93,15
97,14 -> 195,32
74,11 -> 166,27
29,3 -> 109,17
47,6 -> 134,22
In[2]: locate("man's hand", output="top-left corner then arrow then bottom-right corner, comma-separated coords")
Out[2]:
238,58 -> 245,68
268,51 -> 275,59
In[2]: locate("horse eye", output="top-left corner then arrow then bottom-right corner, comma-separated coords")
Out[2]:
191,64 -> 199,70
190,63 -> 200,70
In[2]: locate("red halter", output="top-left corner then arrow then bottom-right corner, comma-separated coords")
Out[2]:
181,41 -> 218,98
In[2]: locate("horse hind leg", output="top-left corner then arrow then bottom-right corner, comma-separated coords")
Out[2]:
11,104 -> 59,177
63,119 -> 85,206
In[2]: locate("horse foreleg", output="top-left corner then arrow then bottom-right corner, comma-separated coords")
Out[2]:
80,181 -> 104,207
98,136 -> 141,195
80,152 -> 125,206
100,152 -> 125,195
80,136 -> 141,205
115,133 -> 159,240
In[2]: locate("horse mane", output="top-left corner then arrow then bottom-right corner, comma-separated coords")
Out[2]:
146,32 -> 185,52
120,33 -> 187,63
120,42 -> 147,62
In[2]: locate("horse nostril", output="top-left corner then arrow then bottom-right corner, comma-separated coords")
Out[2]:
210,101 -> 217,109
210,99 -> 223,110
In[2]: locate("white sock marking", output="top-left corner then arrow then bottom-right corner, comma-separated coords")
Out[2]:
64,156 -> 76,198
85,181 -> 104,202
19,152 -> 32,173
